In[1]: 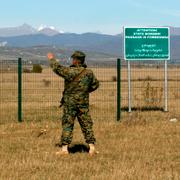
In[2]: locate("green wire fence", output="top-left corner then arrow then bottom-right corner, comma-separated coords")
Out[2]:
0,58 -> 180,124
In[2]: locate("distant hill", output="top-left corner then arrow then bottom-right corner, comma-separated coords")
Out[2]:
0,46 -> 116,64
0,24 -> 62,37
0,24 -> 180,63
169,26 -> 180,36
38,27 -> 60,36
0,24 -> 36,37
0,33 -> 180,59
0,24 -> 180,37
0,33 -> 121,54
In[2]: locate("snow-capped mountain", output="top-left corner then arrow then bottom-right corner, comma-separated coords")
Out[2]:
0,24 -> 64,37
38,25 -> 63,36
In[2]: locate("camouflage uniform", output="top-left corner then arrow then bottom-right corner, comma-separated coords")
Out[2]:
49,51 -> 99,146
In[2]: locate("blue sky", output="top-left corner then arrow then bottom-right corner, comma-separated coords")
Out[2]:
0,0 -> 180,34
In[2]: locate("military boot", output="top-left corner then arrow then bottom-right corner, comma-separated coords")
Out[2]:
89,144 -> 99,155
56,145 -> 69,155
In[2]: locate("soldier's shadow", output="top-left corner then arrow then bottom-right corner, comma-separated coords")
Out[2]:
55,143 -> 89,154
68,144 -> 89,154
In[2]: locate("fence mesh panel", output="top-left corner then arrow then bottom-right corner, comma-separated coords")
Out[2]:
0,59 -> 117,123
121,60 -> 180,116
0,59 -> 179,124
0,60 -> 18,122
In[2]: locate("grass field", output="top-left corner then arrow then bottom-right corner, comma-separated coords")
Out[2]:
0,65 -> 180,179
0,113 -> 179,179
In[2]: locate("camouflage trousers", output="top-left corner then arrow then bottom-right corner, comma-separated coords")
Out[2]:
60,103 -> 96,145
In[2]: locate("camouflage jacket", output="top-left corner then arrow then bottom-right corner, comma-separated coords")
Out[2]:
50,59 -> 99,105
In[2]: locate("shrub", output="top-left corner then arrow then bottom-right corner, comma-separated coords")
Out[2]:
42,79 -> 51,87
32,64 -> 43,73
142,81 -> 163,107
23,68 -> 31,73
145,75 -> 153,81
111,76 -> 117,82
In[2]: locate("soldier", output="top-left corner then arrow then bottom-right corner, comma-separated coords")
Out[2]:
47,51 -> 99,155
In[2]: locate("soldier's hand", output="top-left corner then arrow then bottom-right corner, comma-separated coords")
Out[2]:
47,52 -> 55,60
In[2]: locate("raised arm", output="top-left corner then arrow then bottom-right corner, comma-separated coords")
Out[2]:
47,52 -> 80,80
47,52 -> 70,78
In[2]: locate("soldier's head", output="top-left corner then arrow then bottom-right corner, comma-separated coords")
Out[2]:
71,51 -> 86,65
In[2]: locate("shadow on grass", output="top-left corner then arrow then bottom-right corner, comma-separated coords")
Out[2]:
121,106 -> 164,112
55,143 -> 89,154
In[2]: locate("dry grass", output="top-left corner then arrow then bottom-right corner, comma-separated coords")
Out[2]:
0,115 -> 179,180
0,66 -> 180,179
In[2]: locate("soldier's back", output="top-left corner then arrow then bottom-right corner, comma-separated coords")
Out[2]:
63,68 -> 93,102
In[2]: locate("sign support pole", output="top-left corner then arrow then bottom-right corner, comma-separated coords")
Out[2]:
128,60 -> 131,112
18,57 -> 22,122
164,60 -> 168,112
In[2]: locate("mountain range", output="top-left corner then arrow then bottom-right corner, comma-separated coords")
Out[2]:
1,24 -> 180,37
0,24 -> 180,61
0,24 -> 62,37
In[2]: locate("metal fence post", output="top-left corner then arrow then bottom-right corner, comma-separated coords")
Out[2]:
117,58 -> 121,121
18,58 -> 22,122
